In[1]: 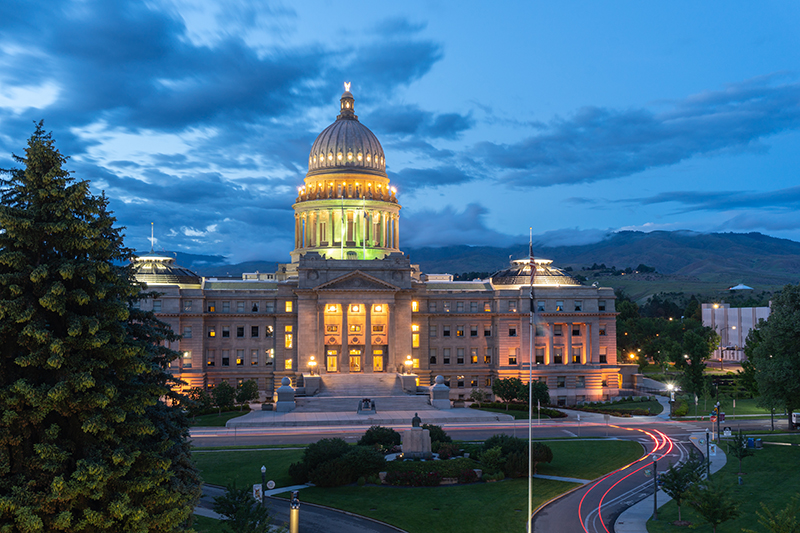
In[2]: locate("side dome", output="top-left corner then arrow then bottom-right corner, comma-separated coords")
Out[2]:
307,85 -> 386,178
491,258 -> 581,287
132,253 -> 202,287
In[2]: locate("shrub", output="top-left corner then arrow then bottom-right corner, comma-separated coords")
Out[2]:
482,471 -> 505,482
436,443 -> 461,460
340,446 -> 386,480
357,476 -> 366,486
421,424 -> 452,444
504,451 -> 528,478
385,457 -> 478,478
479,446 -> 505,475
302,438 -> 350,473
357,426 -> 401,448
309,458 -> 353,487
385,470 -> 442,487
288,461 -> 309,484
674,401 -> 689,417
483,434 -> 527,456
457,469 -> 479,484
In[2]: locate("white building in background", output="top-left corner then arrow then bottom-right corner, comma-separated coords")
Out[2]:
701,303 -> 771,363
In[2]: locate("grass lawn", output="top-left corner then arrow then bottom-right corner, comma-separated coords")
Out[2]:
677,396 -> 772,418
589,399 -> 664,415
194,448 -> 305,488
536,440 -> 643,479
193,515 -> 225,533
189,410 -> 250,427
474,406 -> 555,420
646,435 -> 800,532
292,479 -> 575,533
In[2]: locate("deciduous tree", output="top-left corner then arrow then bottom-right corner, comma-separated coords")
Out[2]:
687,478 -> 740,533
0,123 -> 200,531
659,451 -> 704,523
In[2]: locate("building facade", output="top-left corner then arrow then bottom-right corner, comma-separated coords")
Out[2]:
134,87 -> 621,406
702,302 -> 770,363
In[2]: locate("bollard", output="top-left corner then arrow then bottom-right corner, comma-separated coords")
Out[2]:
289,491 -> 300,533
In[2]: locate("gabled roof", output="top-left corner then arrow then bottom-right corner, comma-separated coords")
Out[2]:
313,270 -> 400,291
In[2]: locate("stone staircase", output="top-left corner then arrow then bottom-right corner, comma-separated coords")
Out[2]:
295,373 -> 433,413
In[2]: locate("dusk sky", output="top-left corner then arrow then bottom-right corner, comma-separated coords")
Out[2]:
2,1 -> 799,263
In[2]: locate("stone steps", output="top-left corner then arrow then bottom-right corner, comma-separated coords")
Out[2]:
317,373 -> 405,397
295,395 -> 433,413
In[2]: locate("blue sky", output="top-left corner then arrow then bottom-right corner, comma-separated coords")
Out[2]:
2,1 -> 799,262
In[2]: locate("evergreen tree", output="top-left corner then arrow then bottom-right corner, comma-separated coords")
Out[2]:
0,123 -> 200,532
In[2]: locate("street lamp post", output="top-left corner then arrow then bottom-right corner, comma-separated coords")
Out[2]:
404,355 -> 413,374
260,465 -> 266,508
308,355 -> 317,376
652,454 -> 658,521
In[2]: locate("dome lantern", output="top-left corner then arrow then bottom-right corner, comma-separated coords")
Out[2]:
338,81 -> 356,120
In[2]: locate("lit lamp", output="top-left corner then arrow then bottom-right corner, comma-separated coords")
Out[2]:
308,355 -> 317,376
404,355 -> 413,374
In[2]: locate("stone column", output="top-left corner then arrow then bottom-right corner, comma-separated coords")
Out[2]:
586,322 -> 594,363
342,303 -> 349,373
387,302 -> 395,370
581,323 -> 588,364
365,303 -> 373,373
547,321 -> 554,365
566,322 -> 573,365
317,304 -> 325,372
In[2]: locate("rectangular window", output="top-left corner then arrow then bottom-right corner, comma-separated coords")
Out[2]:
485,377 -> 492,387
326,324 -> 338,333
554,324 -> 562,336
285,359 -> 293,370
537,300 -> 545,312
535,347 -> 545,365
266,325 -> 274,338
443,325 -> 451,337
457,301 -> 465,312
508,300 -> 517,312
572,324 -> 581,336
599,324 -> 607,336
554,347 -> 563,365
233,301 -> 242,312
206,349 -> 215,366
471,378 -> 478,387
251,326 -> 259,337
484,348 -> 492,364
251,349 -> 258,365
412,358 -> 420,369
509,348 -> 518,366
443,376 -> 451,387
509,327 -> 517,337
207,326 -> 216,338
443,301 -> 451,312
285,325 -> 293,349
285,301 -> 293,312
470,348 -> 478,364
572,347 -> 581,363
153,300 -> 162,312
412,333 -> 420,348
182,350 -> 191,368
266,301 -> 275,313
223,301 -> 231,313
470,325 -> 478,337
457,348 -> 465,364
576,376 -> 585,388
555,300 -> 564,312
207,301 -> 216,313
557,376 -> 566,388
574,300 -> 582,312
183,326 -> 192,338
457,376 -> 465,388
428,301 -> 437,312
484,326 -> 492,337
456,325 -> 464,337
183,300 -> 192,312
470,301 -> 478,312
599,347 -> 608,364
443,348 -> 451,365
222,350 -> 230,366
484,301 -> 491,312
372,324 -> 385,333
429,325 -> 437,337
349,324 -> 362,333
429,348 -> 437,365
252,302 -> 259,312
598,300 -> 606,311
265,348 -> 274,364
412,301 -> 419,312
220,326 -> 229,338
236,326 -> 244,338
535,324 -> 545,336
236,349 -> 244,366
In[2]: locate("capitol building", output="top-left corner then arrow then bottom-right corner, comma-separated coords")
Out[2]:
134,86 -> 621,406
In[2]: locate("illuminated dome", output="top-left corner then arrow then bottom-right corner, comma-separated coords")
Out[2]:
491,258 -> 581,287
132,254 -> 202,287
307,83 -> 386,178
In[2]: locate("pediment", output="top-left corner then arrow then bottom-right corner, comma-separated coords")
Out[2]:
315,270 -> 399,292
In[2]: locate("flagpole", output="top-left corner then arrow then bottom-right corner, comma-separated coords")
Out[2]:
528,227 -> 535,532
341,196 -> 345,260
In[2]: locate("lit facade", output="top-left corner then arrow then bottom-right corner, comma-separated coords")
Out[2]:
702,302 -> 770,363
135,87 -> 621,406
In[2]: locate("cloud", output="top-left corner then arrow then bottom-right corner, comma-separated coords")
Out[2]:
389,166 -> 477,190
370,104 -> 473,140
533,228 -> 612,248
473,76 -> 800,187
402,203 -> 522,248
624,185 -> 800,212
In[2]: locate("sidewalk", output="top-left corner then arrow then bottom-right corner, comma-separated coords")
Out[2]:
614,433 -> 727,532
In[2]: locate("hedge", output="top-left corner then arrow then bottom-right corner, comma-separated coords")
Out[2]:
470,402 -> 567,418
385,457 -> 479,478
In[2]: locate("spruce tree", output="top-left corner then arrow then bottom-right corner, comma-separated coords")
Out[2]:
0,123 -> 200,532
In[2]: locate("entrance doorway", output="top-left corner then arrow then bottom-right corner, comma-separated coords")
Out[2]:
326,349 -> 338,372
349,348 -> 362,372
373,348 -> 384,372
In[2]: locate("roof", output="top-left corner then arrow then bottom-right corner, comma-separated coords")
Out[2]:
491,258 -> 582,287
203,281 -> 279,290
132,254 -> 202,287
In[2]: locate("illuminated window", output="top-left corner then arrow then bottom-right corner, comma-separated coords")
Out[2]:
285,325 -> 293,349
182,351 -> 192,368
266,325 -> 274,338
470,378 -> 478,387
366,154 -> 371,162
207,302 -> 216,312
484,348 -> 492,364
457,376 -> 465,388
327,304 -> 338,313
349,324 -> 362,333
236,349 -> 244,366
470,348 -> 478,364
374,304 -> 383,312
508,300 -> 518,312
456,326 -> 464,337
484,301 -> 491,312
265,348 -> 274,364
413,358 -> 419,369
328,153 -> 333,161
509,348 -> 518,366
337,152 -> 343,161
183,300 -> 192,312
207,327 -> 216,338
412,301 -> 419,312
372,324 -> 384,332
443,301 -> 451,312
411,324 -> 419,332
412,333 -> 420,348
206,349 -> 214,366
485,377 -> 492,387
285,301 -> 293,313
555,300 -> 564,312
357,152 -> 363,161
222,326 -> 230,338
183,326 -> 192,338
350,304 -> 360,313
347,152 -> 353,161
285,359 -> 293,370
572,347 -> 581,363
153,300 -> 162,312
599,324 -> 607,336
326,324 -> 339,333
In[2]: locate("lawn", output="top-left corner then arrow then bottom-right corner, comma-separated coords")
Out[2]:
473,406 -> 556,420
646,434 -> 800,532
189,410 -> 251,427
677,395 -> 772,418
536,439 -> 643,479
193,515 -> 225,533
194,448 -> 305,488
588,399 -> 664,415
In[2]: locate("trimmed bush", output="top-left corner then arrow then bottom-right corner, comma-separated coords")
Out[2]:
479,446 -> 505,475
483,434 -> 527,456
340,446 -> 386,480
309,458 -> 352,487
504,451 -> 528,478
457,469 -> 479,484
385,470 -> 442,487
302,438 -> 350,473
385,457 -> 478,478
357,425 -> 401,448
436,443 -> 461,460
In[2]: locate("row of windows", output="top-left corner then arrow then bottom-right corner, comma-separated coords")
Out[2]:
427,323 -> 607,338
200,348 -> 277,368
428,347 -> 493,365
416,300 -> 608,313
442,375 -> 493,389
203,325 -> 275,339
506,348 -> 609,366
184,300 -> 293,313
